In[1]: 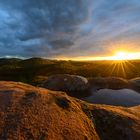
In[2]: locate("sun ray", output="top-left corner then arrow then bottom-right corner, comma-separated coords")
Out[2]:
109,63 -> 118,76
120,62 -> 126,78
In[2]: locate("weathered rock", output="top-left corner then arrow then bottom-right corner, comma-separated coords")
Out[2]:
41,74 -> 90,98
0,81 -> 99,140
83,89 -> 140,107
88,104 -> 140,140
0,81 -> 140,140
129,77 -> 140,93
89,77 -> 129,90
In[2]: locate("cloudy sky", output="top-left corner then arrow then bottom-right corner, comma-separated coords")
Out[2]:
0,0 -> 140,59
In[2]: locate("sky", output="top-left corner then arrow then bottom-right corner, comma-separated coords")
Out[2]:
0,0 -> 140,60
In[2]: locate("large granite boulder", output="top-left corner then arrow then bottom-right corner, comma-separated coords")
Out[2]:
0,81 -> 140,140
89,77 -> 129,90
129,77 -> 140,93
0,81 -> 99,140
83,88 -> 140,107
41,74 -> 90,98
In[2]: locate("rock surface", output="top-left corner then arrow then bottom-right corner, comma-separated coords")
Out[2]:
89,77 -> 129,90
129,77 -> 140,93
83,89 -> 140,107
0,81 -> 98,140
85,104 -> 140,140
41,74 -> 90,98
41,75 -> 140,96
0,81 -> 140,140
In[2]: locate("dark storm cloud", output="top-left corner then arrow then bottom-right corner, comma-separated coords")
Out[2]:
5,0 -> 90,39
50,40 -> 74,50
0,0 -> 92,57
0,0 -> 140,58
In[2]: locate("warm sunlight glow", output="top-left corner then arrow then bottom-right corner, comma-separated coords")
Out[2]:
56,52 -> 140,61
111,52 -> 133,60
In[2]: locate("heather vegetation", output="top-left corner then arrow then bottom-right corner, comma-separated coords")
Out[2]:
0,58 -> 139,85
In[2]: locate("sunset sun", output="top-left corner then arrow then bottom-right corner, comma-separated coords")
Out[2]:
112,52 -> 131,60
111,51 -> 140,60
67,51 -> 140,61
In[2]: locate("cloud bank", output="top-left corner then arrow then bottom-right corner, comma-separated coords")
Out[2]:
0,0 -> 140,58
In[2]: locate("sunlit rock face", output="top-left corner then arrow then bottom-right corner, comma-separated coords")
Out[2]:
41,74 -> 90,98
88,77 -> 129,90
83,89 -> 140,107
0,81 -> 140,140
129,77 -> 140,93
0,81 -> 99,140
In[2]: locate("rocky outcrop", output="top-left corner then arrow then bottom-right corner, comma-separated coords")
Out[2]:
41,74 -> 90,98
129,77 -> 140,93
0,81 -> 98,140
41,75 -> 140,96
84,104 -> 140,140
83,88 -> 140,107
88,77 -> 129,90
0,81 -> 140,140
88,77 -> 140,93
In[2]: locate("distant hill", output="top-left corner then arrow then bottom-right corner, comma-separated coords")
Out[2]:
0,58 -> 140,85
0,81 -> 139,140
0,58 -> 21,66
20,57 -> 55,66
